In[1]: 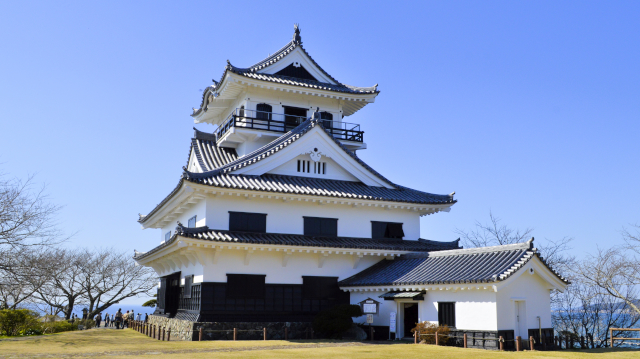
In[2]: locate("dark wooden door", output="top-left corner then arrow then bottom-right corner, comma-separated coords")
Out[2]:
404,303 -> 419,337
283,106 -> 307,130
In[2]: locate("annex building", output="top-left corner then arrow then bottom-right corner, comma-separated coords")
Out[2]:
134,25 -> 568,345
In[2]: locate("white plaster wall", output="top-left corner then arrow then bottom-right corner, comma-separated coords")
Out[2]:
268,154 -> 359,181
160,200 -> 206,242
200,248 -> 382,283
496,261 -> 553,334
421,290 -> 498,331
204,194 -> 421,239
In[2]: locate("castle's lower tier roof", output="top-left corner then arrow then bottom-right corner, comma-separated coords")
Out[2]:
184,173 -> 454,205
133,225 -> 461,261
338,240 -> 569,287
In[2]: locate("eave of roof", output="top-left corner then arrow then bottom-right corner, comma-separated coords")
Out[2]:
133,224 -> 462,261
338,239 -> 570,287
192,29 -> 378,118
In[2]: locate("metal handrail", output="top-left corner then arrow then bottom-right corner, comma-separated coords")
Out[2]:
213,108 -> 364,143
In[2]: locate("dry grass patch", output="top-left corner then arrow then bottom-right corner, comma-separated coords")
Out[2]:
0,329 -> 638,359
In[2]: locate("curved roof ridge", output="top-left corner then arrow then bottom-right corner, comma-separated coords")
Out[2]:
420,238 -> 535,258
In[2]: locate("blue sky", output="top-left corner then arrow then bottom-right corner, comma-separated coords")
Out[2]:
1,0 -> 639,275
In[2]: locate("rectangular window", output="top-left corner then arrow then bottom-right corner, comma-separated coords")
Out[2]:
371,221 -> 405,239
229,212 -> 267,233
165,231 -> 171,241
302,276 -> 339,299
183,275 -> 193,298
304,217 -> 338,237
438,302 -> 456,327
226,274 -> 266,299
188,215 -> 197,228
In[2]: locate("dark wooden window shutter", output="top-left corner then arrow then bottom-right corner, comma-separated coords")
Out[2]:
304,217 -> 337,237
229,212 -> 267,233
438,302 -> 456,327
227,274 -> 266,299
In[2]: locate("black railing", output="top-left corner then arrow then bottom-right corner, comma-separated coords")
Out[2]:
213,108 -> 363,143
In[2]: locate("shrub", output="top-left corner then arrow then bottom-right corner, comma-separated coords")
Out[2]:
42,321 -> 74,334
411,322 -> 450,345
0,309 -> 41,336
313,304 -> 363,339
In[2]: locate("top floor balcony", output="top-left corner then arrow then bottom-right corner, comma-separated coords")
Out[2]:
213,108 -> 366,151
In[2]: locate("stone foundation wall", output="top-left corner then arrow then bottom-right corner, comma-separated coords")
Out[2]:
147,315 -> 313,341
147,315 -> 195,341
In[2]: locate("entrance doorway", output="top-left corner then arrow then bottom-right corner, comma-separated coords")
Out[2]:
404,303 -> 419,337
516,301 -> 527,338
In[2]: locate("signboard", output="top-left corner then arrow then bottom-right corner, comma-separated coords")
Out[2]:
366,314 -> 374,324
360,298 -> 379,314
389,312 -> 397,333
363,303 -> 377,314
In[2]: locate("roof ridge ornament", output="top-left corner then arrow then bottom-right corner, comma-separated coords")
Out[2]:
293,23 -> 302,45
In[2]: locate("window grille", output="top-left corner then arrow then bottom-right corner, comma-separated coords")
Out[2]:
371,221 -> 405,239
188,215 -> 197,228
297,160 -> 326,174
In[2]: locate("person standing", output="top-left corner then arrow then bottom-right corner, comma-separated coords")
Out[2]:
94,313 -> 102,328
144,313 -> 148,323
115,309 -> 123,329
104,313 -> 110,328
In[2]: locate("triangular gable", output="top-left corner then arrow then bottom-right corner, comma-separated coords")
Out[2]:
229,120 -> 394,188
257,46 -> 337,85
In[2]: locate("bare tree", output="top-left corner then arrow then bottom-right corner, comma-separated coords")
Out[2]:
454,211 -> 575,269
34,249 -> 86,319
0,248 -> 56,309
79,249 -> 157,318
579,247 -> 640,317
455,211 -> 534,248
553,271 -> 640,348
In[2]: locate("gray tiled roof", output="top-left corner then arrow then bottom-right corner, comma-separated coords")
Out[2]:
338,239 -> 570,286
133,224 -> 462,260
193,29 -> 378,117
190,128 -> 238,171
139,115 -> 455,224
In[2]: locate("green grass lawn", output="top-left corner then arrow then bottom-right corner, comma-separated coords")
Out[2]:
0,328 -> 637,359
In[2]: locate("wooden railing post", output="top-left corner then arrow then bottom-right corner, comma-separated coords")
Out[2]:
167,329 -> 171,341
233,328 -> 237,341
499,336 -> 504,351
162,327 -> 166,341
414,330 -> 417,344
264,327 -> 267,341
530,336 -> 535,351
516,336 -> 521,351
463,333 -> 468,348
610,328 -> 613,347
435,331 -> 439,346
284,327 -> 288,340
199,327 -> 203,341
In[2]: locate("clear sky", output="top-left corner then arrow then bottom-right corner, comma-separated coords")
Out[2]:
1,0 -> 638,277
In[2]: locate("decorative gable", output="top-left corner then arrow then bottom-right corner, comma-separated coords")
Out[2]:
231,124 -> 393,188
274,62 -> 318,81
257,47 -> 338,85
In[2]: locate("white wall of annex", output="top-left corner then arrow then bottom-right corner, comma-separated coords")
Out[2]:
200,249 -> 382,284
160,199 -> 207,242
421,290 -> 498,331
496,261 -> 553,333
204,195 -> 421,239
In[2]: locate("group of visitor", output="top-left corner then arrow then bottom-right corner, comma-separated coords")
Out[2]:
92,309 -> 149,329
